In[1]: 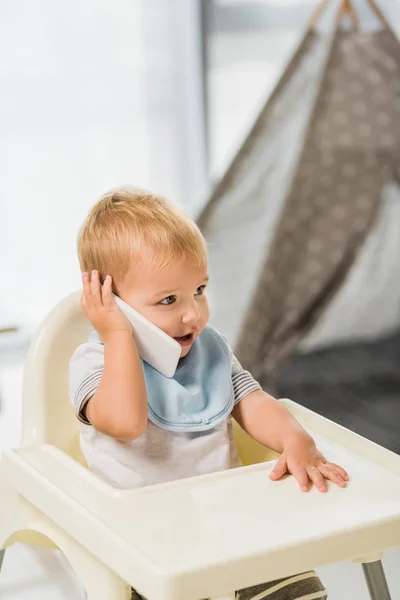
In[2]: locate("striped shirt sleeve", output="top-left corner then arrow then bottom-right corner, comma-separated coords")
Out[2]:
231,354 -> 262,405
69,341 -> 104,424
69,331 -> 261,423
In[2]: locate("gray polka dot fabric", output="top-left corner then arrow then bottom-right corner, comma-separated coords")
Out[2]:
200,26 -> 400,389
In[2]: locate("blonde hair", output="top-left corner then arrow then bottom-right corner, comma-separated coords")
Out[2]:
77,186 -> 207,283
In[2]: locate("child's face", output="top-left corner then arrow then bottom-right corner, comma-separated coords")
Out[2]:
117,257 -> 210,358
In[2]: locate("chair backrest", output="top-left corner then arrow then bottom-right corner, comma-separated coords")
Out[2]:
21,292 -> 91,462
20,292 -> 277,467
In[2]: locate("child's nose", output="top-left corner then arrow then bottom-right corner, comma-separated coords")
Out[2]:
181,305 -> 200,326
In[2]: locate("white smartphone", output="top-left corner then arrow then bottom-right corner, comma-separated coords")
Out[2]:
113,294 -> 181,378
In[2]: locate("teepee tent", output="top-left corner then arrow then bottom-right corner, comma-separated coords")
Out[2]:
199,0 -> 400,407
199,0 -> 400,386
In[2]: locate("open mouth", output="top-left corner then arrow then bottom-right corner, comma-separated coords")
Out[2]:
174,333 -> 194,347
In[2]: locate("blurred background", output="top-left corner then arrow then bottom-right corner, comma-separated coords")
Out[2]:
1,1 -> 400,598
0,0 -> 323,328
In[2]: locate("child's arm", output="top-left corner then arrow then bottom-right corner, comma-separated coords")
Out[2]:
80,271 -> 148,440
232,389 -> 348,492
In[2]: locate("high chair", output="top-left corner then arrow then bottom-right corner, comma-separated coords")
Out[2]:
0,292 -> 399,600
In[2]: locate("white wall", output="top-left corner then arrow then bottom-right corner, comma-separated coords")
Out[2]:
2,0 -> 399,331
1,0 -> 207,330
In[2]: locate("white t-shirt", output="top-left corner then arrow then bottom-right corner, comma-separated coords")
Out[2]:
69,335 -> 261,489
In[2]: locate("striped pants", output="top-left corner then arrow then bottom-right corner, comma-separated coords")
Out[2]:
131,570 -> 327,600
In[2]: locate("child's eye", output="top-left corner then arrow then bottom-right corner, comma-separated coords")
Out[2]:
159,295 -> 176,305
195,285 -> 206,296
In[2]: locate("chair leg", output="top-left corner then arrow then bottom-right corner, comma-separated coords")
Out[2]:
0,548 -> 5,572
362,561 -> 392,600
65,538 -> 130,600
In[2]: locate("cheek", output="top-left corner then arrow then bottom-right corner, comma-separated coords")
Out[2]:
200,298 -> 210,325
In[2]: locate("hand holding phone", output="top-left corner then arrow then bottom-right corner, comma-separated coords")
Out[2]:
81,271 -> 133,339
81,271 -> 180,377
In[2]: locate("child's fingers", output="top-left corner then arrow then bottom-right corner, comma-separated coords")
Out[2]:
326,462 -> 349,481
291,465 -> 310,492
270,455 -> 287,480
90,270 -> 102,306
81,272 -> 91,299
102,275 -> 116,310
306,465 -> 327,493
318,463 -> 347,488
80,291 -> 88,319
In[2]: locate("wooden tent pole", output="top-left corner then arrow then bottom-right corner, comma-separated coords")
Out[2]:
365,0 -> 389,27
336,0 -> 359,31
309,0 -> 359,31
308,0 -> 329,30
309,0 -> 388,31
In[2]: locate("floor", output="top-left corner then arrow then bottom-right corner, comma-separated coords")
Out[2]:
1,1 -> 400,598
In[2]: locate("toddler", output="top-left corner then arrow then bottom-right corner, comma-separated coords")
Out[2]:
70,187 -> 348,600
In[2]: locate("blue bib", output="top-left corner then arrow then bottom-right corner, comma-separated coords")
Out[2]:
143,325 -> 234,432
89,325 -> 234,433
